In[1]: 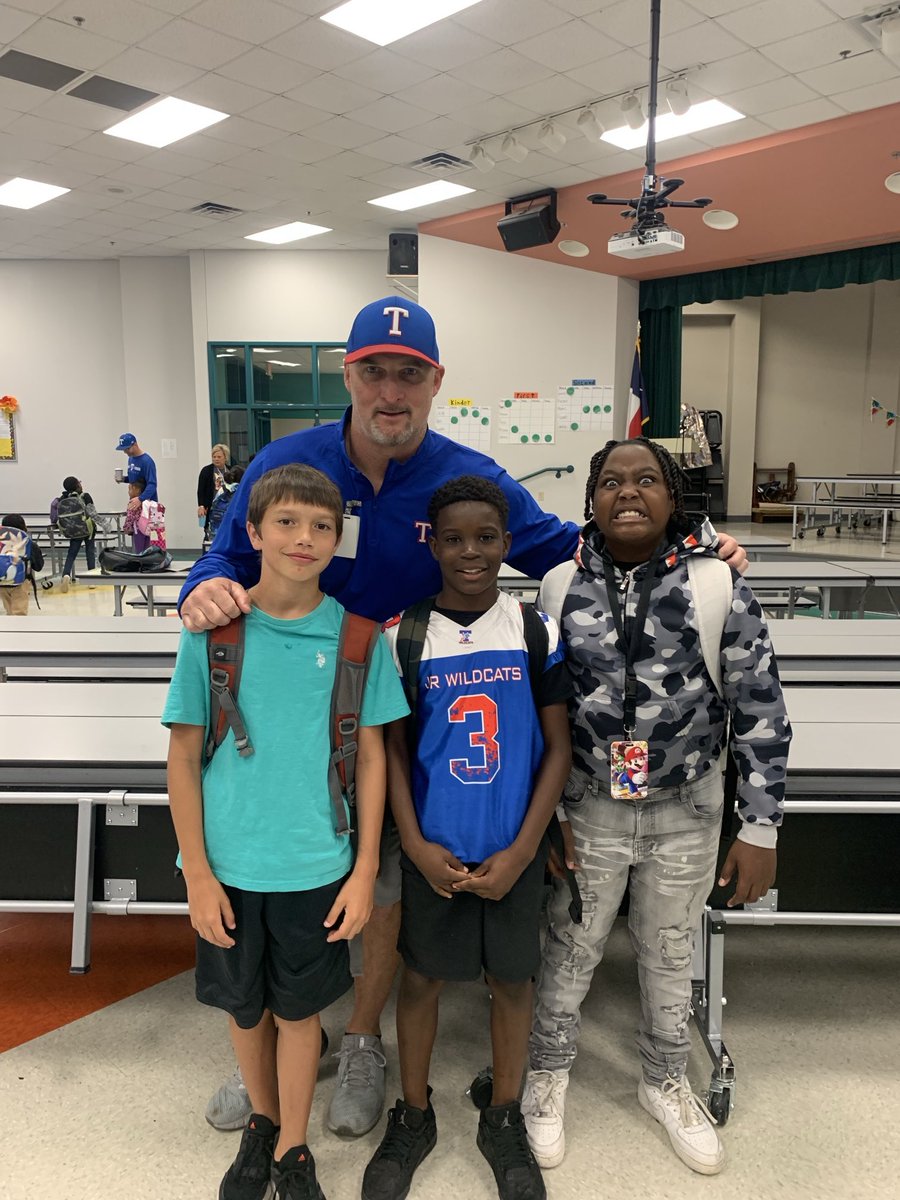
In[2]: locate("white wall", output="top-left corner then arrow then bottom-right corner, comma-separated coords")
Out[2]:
420,235 -> 637,525
0,259 -> 128,521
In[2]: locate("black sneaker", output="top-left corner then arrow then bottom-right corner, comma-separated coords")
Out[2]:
271,1145 -> 325,1200
477,1101 -> 546,1200
362,1095 -> 437,1200
218,1112 -> 278,1200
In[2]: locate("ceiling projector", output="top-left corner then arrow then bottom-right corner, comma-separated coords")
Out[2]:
608,226 -> 685,258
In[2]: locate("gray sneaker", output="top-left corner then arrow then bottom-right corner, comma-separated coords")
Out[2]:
206,1066 -> 251,1132
327,1034 -> 387,1137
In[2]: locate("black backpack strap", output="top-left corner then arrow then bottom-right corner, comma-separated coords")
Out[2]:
328,612 -> 380,842
395,597 -> 435,716
521,601 -> 583,925
206,618 -> 253,763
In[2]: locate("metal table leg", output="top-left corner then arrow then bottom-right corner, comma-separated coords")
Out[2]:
70,798 -> 97,974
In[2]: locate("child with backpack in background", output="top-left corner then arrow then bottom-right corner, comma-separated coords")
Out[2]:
522,438 -> 792,1178
204,465 -> 245,552
55,476 -> 97,592
363,476 -> 573,1200
1,514 -> 44,615
122,478 -> 143,546
163,464 -> 408,1200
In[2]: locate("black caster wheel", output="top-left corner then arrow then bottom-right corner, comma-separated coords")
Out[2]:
467,1066 -> 493,1110
816,527 -> 825,537
707,1087 -> 732,1126
798,530 -> 805,539
40,579 -> 54,590
320,1028 -> 329,1059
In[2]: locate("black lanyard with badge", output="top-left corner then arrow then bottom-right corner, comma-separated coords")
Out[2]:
603,547 -> 662,801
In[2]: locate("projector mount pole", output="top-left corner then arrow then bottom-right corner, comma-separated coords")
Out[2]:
644,0 -> 661,199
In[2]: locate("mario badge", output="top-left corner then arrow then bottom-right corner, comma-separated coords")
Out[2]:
610,740 -> 650,800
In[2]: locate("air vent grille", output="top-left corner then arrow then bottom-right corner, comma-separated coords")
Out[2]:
188,201 -> 244,218
409,152 -> 471,176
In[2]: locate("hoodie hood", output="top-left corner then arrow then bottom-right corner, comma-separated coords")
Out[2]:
577,513 -> 719,578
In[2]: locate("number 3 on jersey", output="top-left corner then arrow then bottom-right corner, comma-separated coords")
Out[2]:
448,693 -> 500,784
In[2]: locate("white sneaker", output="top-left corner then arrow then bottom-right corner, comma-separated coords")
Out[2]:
638,1076 -> 725,1175
61,574 -> 70,593
521,1068 -> 569,1168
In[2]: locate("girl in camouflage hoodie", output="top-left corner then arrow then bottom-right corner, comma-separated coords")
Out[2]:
523,438 -> 791,1178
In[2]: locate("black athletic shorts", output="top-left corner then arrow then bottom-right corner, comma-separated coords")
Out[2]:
398,840 -> 548,984
195,877 -> 353,1029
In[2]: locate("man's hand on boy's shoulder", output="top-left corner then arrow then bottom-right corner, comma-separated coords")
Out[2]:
452,846 -> 529,902
407,840 -> 470,900
715,532 -> 748,575
324,867 -> 377,942
185,872 -> 236,948
182,577 -> 252,632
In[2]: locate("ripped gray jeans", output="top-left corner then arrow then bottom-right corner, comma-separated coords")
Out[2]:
529,765 -> 723,1086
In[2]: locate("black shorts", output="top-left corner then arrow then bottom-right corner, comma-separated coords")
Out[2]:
398,841 -> 548,984
195,877 -> 353,1029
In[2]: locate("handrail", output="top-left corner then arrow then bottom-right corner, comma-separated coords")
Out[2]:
515,465 -> 575,484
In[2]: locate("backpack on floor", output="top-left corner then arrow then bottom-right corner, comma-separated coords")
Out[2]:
206,612 -> 381,847
56,493 -> 92,540
0,525 -> 31,588
394,597 -> 582,924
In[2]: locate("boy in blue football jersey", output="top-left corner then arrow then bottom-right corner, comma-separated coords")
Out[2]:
362,476 -> 572,1200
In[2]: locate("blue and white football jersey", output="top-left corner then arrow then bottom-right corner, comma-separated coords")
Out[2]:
385,591 -> 565,863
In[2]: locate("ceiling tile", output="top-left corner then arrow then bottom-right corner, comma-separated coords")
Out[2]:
453,94 -> 546,134
653,21 -> 749,72
759,96 -> 846,130
264,131 -> 344,164
585,0 -> 700,46
831,76 -> 900,113
96,46 -> 205,92
11,19 -> 125,70
450,48 -> 554,93
504,73 -> 597,116
313,148 -> 388,178
173,72 -> 273,114
242,95 -> 330,134
0,8 -> 39,43
723,75 -> 821,115
715,0 -> 835,46
401,114 -> 482,147
331,50 -> 437,93
392,74 -> 494,118
285,73 -> 382,113
798,53 -> 899,96
545,1 -> 609,14
689,115 -> 778,146
102,162 -> 184,189
346,95 -> 436,134
568,47 -> 654,96
138,19 -> 252,71
263,19 -> 370,72
3,111 -> 88,145
391,23 -> 501,72
217,47 -> 319,94
454,0 -> 565,44
691,49 -> 786,96
683,0 -> 762,14
760,21 -> 872,73
204,115 -> 292,148
817,0 -> 873,15
33,91 -> 120,130
302,114 -> 382,148
358,133 -> 435,165
43,0 -> 174,43
188,0 -> 304,42
0,127 -> 63,160
515,20 -> 623,71
72,130 -> 152,162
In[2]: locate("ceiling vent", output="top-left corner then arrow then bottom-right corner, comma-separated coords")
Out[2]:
409,151 -> 472,176
188,201 -> 244,218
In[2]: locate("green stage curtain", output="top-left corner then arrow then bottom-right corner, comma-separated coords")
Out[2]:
639,240 -> 900,311
639,304 -> 682,438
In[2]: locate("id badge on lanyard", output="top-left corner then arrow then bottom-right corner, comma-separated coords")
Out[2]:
603,550 -> 661,801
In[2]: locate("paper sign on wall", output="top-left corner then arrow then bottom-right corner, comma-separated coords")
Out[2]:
498,394 -> 556,445
432,400 -> 492,451
557,384 -> 614,433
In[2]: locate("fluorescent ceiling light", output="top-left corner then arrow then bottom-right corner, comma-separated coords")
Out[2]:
267,360 -> 303,367
245,221 -> 332,244
369,180 -> 474,212
216,353 -> 237,358
0,177 -> 70,209
602,99 -> 744,150
322,0 -> 484,47
104,97 -> 228,148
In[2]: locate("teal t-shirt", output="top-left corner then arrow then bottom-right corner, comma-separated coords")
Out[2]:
162,596 -> 409,892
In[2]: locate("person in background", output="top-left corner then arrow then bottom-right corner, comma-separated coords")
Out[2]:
116,434 -> 158,531
123,478 -> 145,549
0,514 -> 43,615
197,443 -> 230,542
205,466 -> 245,551
57,476 -> 97,592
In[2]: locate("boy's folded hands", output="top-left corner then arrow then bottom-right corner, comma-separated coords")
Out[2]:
452,846 -> 529,902
408,840 -> 470,899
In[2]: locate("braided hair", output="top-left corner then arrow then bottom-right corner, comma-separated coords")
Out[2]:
583,437 -> 687,524
428,474 -> 509,532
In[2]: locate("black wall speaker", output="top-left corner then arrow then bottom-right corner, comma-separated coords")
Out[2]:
388,232 -> 418,275
497,204 -> 561,252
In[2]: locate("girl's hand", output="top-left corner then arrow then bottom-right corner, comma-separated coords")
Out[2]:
185,873 -> 236,948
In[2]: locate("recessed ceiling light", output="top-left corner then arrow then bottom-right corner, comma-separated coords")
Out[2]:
702,209 -> 739,230
216,353 -> 237,358
602,99 -> 744,150
0,177 -> 70,209
558,240 -> 590,257
244,221 -> 332,244
885,172 -> 900,194
267,360 -> 302,367
104,97 -> 228,148
321,0 -> 485,47
368,180 -> 474,212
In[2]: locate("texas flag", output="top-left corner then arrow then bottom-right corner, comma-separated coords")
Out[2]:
626,340 -> 650,440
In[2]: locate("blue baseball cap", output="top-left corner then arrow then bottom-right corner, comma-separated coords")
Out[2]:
116,432 -> 137,451
344,296 -> 440,369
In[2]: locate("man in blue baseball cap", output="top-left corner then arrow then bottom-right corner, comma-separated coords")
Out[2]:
115,433 -> 159,550
178,294 -> 748,1146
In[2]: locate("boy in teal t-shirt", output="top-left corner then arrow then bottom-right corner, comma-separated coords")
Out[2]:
163,464 -> 408,1200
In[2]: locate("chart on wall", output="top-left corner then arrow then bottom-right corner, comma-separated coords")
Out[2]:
432,400 -> 492,451
497,394 -> 556,445
557,382 -> 614,434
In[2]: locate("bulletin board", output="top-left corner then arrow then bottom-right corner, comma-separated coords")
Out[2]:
0,411 -> 15,461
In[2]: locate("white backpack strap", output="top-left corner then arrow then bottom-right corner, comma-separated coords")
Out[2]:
686,554 -> 733,699
536,559 -> 578,625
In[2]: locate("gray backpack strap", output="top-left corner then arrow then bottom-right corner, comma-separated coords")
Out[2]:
536,559 -> 578,626
686,554 -> 733,698
206,618 -> 253,762
328,612 -> 380,841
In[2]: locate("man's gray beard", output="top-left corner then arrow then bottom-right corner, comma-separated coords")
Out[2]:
365,417 -> 419,447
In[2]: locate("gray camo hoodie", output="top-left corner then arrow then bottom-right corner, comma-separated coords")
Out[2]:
559,516 -> 791,846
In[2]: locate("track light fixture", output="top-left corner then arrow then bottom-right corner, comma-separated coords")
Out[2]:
468,142 -> 495,172
666,78 -> 690,117
576,106 -> 604,141
883,13 -> 900,57
621,92 -> 645,130
538,120 -> 566,152
501,132 -> 528,163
